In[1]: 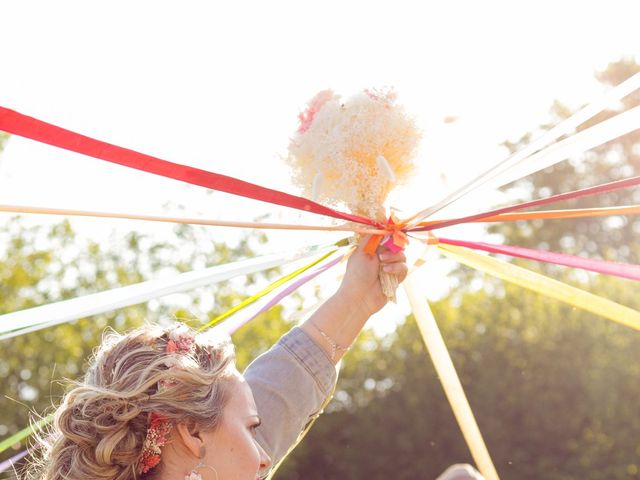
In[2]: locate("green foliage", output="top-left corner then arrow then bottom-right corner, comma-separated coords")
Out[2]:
0,132 -> 8,152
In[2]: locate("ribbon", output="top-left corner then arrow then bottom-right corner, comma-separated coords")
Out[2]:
0,415 -> 53,455
417,205 -> 640,226
410,175 -> 640,232
0,242 -> 339,340
217,254 -> 344,336
0,250 -> 345,455
199,249 -> 339,330
406,72 -> 640,223
0,107 -> 377,227
404,276 -> 500,480
0,204 -> 388,235
439,237 -> 640,281
0,249 -> 346,457
364,215 -> 408,255
0,449 -> 31,474
438,244 -> 640,331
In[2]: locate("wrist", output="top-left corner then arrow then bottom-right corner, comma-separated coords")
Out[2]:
335,285 -> 377,319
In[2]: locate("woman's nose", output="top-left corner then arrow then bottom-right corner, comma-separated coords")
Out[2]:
258,443 -> 272,470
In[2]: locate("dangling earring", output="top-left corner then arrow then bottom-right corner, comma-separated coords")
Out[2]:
185,447 -> 218,480
185,462 -> 218,480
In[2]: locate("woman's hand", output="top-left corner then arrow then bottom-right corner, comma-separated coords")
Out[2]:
337,237 -> 408,317
301,237 -> 408,363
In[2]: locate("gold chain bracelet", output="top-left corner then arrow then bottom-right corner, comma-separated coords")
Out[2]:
309,322 -> 349,361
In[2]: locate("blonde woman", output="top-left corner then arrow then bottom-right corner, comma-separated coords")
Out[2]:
28,241 -> 482,480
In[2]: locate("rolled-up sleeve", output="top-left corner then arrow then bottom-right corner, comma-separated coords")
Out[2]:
244,326 -> 338,466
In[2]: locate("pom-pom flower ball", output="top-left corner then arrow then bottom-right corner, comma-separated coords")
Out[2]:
288,88 -> 421,221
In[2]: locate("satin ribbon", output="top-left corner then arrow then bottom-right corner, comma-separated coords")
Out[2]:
410,175 -> 640,232
364,214 -> 409,255
0,107 -> 377,227
0,204 -> 388,235
417,205 -> 640,226
439,237 -> 640,281
0,449 -> 31,474
438,244 -> 640,331
0,415 -> 53,455
200,249 -> 339,330
216,254 -> 344,336
404,277 -> 500,480
0,249 -> 345,457
0,242 -> 339,340
406,72 -> 640,223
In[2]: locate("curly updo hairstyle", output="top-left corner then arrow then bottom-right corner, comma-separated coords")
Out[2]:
25,323 -> 236,480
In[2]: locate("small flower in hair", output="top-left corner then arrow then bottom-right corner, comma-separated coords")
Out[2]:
138,412 -> 173,474
166,325 -> 195,354
166,336 -> 193,354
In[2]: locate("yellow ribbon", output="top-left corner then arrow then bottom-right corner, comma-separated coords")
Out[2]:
199,249 -> 338,330
438,244 -> 640,331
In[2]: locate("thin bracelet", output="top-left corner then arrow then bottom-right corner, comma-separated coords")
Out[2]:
309,322 -> 349,361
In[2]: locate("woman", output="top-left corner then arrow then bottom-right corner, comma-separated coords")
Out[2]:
29,241 -> 483,480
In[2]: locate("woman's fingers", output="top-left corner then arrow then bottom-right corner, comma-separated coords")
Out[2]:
378,248 -> 408,282
381,260 -> 408,280
378,250 -> 406,264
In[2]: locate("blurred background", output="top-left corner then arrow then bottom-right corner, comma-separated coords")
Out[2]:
1,1 -> 639,478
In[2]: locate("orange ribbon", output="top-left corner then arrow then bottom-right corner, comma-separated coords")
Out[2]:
364,214 -> 409,255
416,205 -> 640,229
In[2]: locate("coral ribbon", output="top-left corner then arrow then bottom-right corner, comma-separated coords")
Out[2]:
0,107 -> 377,227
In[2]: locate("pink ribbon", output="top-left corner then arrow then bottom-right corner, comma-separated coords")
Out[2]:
219,255 -> 344,335
439,237 -> 640,281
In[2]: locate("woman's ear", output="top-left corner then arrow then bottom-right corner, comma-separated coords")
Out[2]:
175,422 -> 204,458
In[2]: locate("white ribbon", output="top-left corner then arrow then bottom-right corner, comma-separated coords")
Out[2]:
0,243 -> 335,340
408,72 -> 640,224
482,104 -> 640,192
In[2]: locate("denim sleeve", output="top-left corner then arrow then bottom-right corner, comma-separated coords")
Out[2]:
243,326 -> 338,467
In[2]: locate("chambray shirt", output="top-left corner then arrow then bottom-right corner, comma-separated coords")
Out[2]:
244,326 -> 338,470
243,327 -> 485,480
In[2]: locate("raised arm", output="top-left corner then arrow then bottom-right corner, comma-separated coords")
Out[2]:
244,240 -> 407,468
300,239 -> 407,364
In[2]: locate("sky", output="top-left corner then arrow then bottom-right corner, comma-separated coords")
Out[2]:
0,1 -> 638,328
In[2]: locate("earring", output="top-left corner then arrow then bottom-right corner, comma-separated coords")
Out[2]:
184,447 -> 218,480
185,462 -> 219,480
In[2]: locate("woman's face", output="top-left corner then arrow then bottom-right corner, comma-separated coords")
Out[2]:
202,375 -> 272,479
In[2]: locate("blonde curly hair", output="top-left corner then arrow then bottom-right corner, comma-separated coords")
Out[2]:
24,323 -> 236,480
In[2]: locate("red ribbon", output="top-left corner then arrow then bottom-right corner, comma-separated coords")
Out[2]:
0,107 -> 377,227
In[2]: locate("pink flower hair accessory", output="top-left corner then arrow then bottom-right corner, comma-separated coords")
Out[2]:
137,325 -> 197,475
166,325 -> 196,355
138,412 -> 173,474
